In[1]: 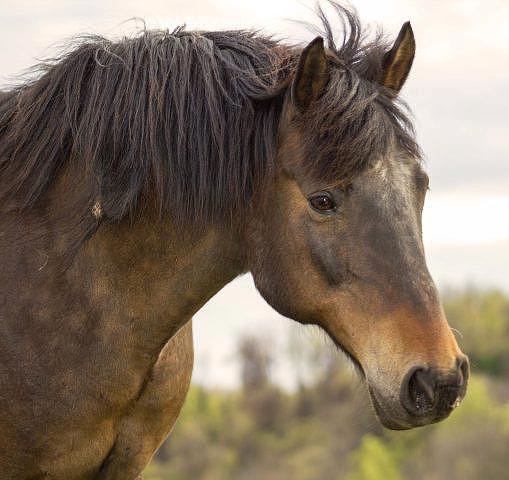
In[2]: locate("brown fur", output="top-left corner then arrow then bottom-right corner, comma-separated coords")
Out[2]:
0,3 -> 468,478
0,180 -> 241,478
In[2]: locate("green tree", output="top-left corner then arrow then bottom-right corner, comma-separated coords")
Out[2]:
444,289 -> 509,375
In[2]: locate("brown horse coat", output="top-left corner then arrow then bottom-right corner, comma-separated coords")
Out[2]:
0,4 -> 468,478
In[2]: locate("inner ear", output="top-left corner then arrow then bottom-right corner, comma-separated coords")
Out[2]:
292,37 -> 329,111
380,22 -> 415,92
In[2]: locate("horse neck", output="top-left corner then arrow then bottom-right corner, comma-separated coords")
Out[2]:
71,213 -> 246,362
0,194 -> 246,375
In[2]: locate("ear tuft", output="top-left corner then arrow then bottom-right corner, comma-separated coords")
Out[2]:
292,36 -> 329,111
380,21 -> 415,93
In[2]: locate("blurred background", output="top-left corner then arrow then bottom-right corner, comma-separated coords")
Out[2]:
2,1 -> 508,479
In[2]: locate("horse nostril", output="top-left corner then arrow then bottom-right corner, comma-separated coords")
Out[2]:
402,366 -> 437,415
401,359 -> 469,420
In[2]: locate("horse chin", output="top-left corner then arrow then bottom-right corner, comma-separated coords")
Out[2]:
367,385 -> 414,431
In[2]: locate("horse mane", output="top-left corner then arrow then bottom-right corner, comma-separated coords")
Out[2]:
0,2 -> 419,229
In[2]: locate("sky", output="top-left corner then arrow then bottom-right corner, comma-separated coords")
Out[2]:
1,0 -> 508,387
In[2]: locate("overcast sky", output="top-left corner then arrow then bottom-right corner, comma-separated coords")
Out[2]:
1,0 -> 508,387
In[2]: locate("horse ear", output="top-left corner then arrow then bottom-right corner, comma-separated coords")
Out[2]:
292,36 -> 329,111
380,22 -> 415,92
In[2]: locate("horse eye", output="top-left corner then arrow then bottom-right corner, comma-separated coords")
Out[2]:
308,192 -> 336,213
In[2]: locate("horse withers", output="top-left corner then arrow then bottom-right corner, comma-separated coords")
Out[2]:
0,3 -> 468,479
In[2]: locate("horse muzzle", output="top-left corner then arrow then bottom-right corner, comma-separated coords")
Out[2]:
368,354 -> 469,430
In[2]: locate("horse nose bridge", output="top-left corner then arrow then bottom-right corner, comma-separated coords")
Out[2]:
389,247 -> 437,302
359,229 -> 436,306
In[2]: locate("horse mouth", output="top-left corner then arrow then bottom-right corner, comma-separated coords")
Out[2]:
367,384 -> 465,430
367,387 -> 412,430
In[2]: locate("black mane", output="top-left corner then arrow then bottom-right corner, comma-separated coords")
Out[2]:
0,3 -> 419,228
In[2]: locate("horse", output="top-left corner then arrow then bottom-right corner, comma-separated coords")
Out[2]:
0,3 -> 468,479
